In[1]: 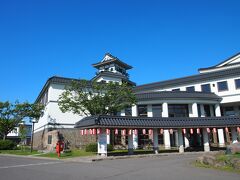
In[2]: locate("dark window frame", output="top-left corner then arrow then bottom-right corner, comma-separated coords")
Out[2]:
235,79 -> 240,89
201,84 -> 211,93
152,104 -> 162,117
186,86 -> 195,92
137,105 -> 148,117
217,81 -> 228,92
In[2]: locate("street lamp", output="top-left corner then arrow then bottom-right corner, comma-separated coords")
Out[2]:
30,119 -> 37,153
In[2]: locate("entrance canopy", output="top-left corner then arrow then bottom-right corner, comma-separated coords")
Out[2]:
75,115 -> 240,129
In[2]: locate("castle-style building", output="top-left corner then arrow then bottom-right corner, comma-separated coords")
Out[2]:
34,52 -> 240,155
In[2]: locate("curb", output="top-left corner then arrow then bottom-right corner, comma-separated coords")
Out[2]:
0,151 -> 206,162
91,151 -> 206,162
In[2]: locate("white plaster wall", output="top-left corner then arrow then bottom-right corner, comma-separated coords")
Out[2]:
96,76 -> 122,83
34,83 -> 85,133
154,75 -> 240,104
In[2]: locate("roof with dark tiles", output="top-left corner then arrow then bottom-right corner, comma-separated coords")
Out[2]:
135,91 -> 222,102
92,53 -> 133,70
75,115 -> 240,129
134,67 -> 240,93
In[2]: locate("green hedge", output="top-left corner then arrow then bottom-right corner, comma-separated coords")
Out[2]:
0,140 -> 17,150
85,143 -> 113,152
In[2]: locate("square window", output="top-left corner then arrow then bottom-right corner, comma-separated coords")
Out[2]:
137,105 -> 147,117
235,79 -> 240,89
186,86 -> 195,92
217,81 -> 228,92
201,84 -> 211,93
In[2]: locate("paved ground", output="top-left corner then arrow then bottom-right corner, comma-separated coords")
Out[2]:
0,154 -> 239,180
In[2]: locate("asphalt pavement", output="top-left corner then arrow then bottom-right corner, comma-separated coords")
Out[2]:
0,154 -> 239,180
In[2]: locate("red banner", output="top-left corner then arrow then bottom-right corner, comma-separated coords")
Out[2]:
80,130 -> 84,136
134,129 -> 138,135
197,128 -> 200,134
225,127 -> 229,133
207,128 -> 210,133
128,129 -> 132,135
149,129 -> 152,135
213,128 -> 217,133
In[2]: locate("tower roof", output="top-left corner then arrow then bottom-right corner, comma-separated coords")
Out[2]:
92,53 -> 133,70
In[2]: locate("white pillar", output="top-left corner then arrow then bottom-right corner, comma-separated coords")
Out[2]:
184,133 -> 190,148
162,102 -> 168,117
107,134 -> 110,145
203,128 -> 210,152
192,103 -> 198,117
200,104 -> 205,117
128,131 -> 134,155
231,127 -> 238,144
217,129 -> 225,147
132,105 -> 137,116
98,128 -> 107,156
215,104 -> 221,117
164,130 -> 171,149
133,133 -> 138,149
162,102 -> 171,149
132,105 -> 138,149
147,104 -> 153,117
153,129 -> 159,154
189,103 -> 198,117
178,129 -> 184,153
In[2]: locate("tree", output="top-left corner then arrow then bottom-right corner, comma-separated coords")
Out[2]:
0,101 -> 44,140
58,80 -> 136,116
19,124 -> 27,151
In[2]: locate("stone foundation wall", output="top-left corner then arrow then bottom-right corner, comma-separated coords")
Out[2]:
33,128 -> 96,151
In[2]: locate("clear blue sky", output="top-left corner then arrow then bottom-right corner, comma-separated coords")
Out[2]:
0,0 -> 239,103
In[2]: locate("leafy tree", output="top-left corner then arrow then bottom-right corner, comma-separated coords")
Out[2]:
0,101 -> 44,140
19,124 -> 27,151
58,80 -> 136,116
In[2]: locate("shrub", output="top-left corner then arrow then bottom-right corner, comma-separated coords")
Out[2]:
0,140 -> 17,150
85,143 -> 114,152
107,144 -> 113,152
85,143 -> 97,152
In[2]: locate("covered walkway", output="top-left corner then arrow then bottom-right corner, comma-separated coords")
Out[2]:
75,115 -> 240,156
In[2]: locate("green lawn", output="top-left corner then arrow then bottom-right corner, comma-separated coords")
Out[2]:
39,149 -> 96,159
0,149 -> 40,155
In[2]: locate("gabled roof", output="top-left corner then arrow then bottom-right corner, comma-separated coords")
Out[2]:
35,76 -> 91,103
91,71 -> 136,86
75,115 -> 240,129
134,67 -> 240,93
92,53 -> 133,70
198,52 -> 240,73
136,91 -> 221,102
